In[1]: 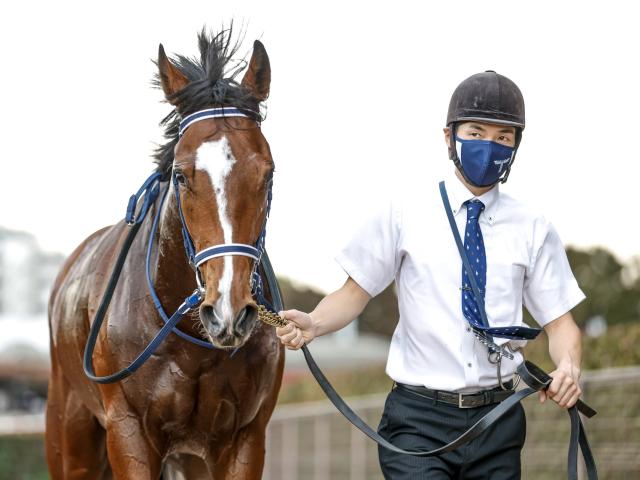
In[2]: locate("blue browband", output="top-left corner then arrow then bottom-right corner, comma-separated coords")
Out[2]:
178,107 -> 253,137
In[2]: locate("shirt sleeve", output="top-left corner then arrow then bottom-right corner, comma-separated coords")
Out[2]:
334,198 -> 402,297
523,217 -> 586,327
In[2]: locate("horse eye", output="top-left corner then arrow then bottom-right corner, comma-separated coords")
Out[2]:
174,171 -> 187,185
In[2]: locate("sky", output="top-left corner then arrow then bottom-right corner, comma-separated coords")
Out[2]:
1,0 -> 638,294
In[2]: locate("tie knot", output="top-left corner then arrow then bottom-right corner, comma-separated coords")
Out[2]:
465,199 -> 485,220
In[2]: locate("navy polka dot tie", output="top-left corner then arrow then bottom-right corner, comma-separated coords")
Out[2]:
461,199 -> 488,329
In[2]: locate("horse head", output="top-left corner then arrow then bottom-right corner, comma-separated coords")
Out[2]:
156,31 -> 273,349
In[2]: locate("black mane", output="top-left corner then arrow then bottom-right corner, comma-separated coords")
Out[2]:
152,26 -> 265,177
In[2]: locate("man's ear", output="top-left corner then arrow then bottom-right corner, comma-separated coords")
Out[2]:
443,126 -> 452,149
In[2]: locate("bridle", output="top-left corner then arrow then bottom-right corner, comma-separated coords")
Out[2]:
84,106 -> 278,382
144,106 -> 275,349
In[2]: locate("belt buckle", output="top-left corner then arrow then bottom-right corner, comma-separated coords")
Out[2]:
458,393 -> 472,408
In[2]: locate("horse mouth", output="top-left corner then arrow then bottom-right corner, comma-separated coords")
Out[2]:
204,332 -> 247,349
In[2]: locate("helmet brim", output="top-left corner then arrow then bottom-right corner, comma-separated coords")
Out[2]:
450,116 -> 525,130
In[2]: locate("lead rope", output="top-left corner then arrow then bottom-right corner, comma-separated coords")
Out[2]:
258,306 -> 597,478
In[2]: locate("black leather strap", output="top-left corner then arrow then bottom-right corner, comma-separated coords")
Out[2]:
300,344 -> 538,456
294,346 -> 599,477
518,360 -> 596,418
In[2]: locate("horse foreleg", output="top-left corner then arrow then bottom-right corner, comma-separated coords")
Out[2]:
105,407 -> 163,480
45,369 -> 111,479
212,419 -> 268,480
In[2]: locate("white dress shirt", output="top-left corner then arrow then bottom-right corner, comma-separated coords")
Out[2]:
334,167 -> 586,392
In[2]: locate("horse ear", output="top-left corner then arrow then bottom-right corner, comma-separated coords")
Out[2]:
241,40 -> 271,102
157,44 -> 189,105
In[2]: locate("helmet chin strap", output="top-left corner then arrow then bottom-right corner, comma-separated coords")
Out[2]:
498,128 -> 522,184
448,122 -> 522,188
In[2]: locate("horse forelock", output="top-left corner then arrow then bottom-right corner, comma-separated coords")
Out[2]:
153,24 -> 265,179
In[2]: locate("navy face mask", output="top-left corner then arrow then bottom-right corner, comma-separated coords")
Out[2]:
455,136 -> 515,187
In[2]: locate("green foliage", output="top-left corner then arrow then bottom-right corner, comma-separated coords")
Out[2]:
358,283 -> 400,337
277,277 -> 324,314
566,247 -> 640,326
524,321 -> 640,372
0,435 -> 48,480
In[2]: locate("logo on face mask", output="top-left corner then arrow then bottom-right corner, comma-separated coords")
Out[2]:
455,137 -> 515,187
494,158 -> 510,173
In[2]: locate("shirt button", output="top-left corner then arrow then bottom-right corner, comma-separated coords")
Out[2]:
466,327 -> 471,332
467,362 -> 472,368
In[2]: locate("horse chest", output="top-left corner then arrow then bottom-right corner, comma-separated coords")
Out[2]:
144,358 -> 261,437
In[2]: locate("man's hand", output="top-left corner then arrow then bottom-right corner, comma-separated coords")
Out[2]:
275,277 -> 371,351
538,360 -> 582,408
275,310 -> 317,350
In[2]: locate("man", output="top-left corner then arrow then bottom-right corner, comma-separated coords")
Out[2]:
276,71 -> 585,479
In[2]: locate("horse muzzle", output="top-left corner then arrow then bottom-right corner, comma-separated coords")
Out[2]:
199,302 -> 258,347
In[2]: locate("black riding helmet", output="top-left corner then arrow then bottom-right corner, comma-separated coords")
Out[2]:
447,71 -> 525,186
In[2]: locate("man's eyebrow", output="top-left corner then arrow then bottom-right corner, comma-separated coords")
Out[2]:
499,127 -> 516,134
467,123 -> 486,131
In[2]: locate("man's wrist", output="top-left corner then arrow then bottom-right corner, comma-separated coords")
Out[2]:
308,311 -> 320,339
557,357 -> 581,379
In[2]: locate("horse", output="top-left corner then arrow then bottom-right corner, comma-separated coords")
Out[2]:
45,28 -> 284,479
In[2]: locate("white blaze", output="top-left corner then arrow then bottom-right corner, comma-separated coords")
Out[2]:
195,137 -> 236,328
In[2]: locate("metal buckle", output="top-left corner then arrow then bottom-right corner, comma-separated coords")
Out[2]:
458,394 -> 474,408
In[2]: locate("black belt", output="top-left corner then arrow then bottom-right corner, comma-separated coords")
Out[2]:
395,381 -> 514,408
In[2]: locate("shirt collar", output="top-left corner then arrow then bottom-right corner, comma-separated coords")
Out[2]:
443,168 -> 500,226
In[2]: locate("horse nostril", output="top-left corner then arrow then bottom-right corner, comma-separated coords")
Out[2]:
234,305 -> 258,336
200,304 -> 224,336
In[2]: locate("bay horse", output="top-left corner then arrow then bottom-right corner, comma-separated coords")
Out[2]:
46,28 -> 284,479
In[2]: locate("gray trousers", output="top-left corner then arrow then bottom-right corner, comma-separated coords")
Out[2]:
377,385 -> 526,479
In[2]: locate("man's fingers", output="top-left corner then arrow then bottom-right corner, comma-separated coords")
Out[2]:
279,326 -> 300,345
546,372 -> 565,398
565,392 -> 581,409
275,323 -> 294,336
545,370 -> 583,408
290,328 -> 303,347
556,383 -> 579,408
294,331 -> 306,349
286,331 -> 306,350
274,309 -> 314,348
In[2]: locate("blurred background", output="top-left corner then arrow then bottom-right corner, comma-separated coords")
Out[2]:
1,0 -> 638,478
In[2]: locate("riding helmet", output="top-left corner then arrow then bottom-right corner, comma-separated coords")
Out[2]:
447,70 -> 525,185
